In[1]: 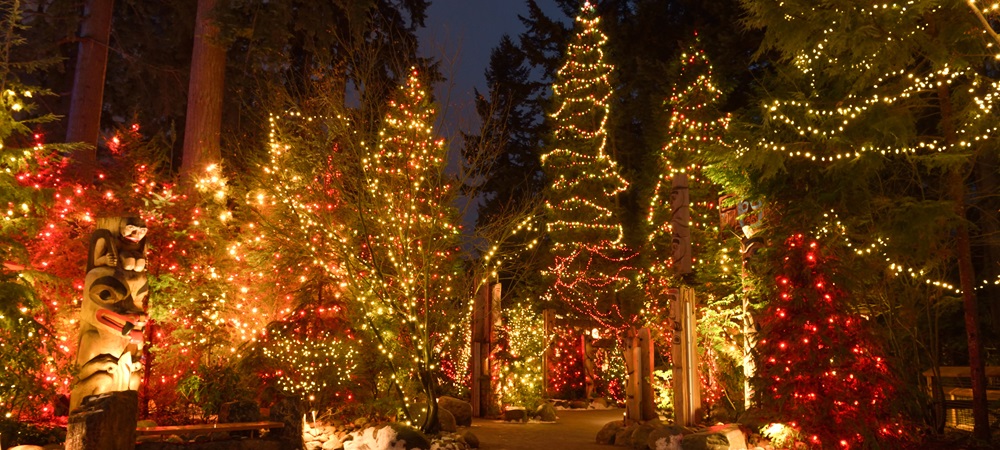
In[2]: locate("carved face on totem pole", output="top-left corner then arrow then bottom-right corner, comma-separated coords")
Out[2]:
70,217 -> 148,412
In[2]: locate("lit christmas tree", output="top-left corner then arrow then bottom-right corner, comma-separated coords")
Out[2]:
0,82 -> 63,422
755,234 -> 903,448
644,36 -> 745,414
541,0 -> 638,333
646,35 -> 733,284
349,67 -> 463,432
735,0 -> 1000,438
258,68 -> 463,432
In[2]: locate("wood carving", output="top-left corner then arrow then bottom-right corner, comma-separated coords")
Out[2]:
70,217 -> 148,412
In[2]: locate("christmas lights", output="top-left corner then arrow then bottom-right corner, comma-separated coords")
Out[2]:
541,0 -> 638,334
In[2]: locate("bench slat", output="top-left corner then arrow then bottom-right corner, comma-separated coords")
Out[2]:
136,421 -> 284,436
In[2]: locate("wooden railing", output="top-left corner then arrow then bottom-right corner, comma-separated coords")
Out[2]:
922,366 -> 1000,430
136,421 -> 285,440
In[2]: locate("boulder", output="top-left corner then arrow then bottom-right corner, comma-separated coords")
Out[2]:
136,420 -> 158,428
9,446 -> 45,450
267,396 -> 304,449
438,408 -> 458,432
569,400 -> 589,409
437,397 -> 473,426
681,431 -> 730,450
615,423 -> 639,447
220,400 -> 261,423
647,425 -> 691,450
591,397 -> 610,409
502,407 -> 527,422
322,434 -> 345,449
631,421 -> 665,450
703,424 -> 747,450
535,403 -> 557,422
384,423 -> 430,450
597,420 -> 624,445
460,430 -> 479,449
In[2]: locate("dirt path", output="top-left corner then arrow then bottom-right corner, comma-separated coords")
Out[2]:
468,408 -> 623,450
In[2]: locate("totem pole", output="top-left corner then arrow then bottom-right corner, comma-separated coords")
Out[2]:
69,217 -> 148,412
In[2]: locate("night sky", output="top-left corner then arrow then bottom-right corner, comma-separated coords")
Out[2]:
418,0 -> 564,140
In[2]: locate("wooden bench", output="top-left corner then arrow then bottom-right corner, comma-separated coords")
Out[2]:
923,366 -> 1000,430
137,421 -> 285,440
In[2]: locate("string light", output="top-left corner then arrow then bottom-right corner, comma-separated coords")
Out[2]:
541,0 -> 638,334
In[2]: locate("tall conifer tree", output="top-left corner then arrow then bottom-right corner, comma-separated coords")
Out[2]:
733,0 -> 1000,438
541,1 -> 638,331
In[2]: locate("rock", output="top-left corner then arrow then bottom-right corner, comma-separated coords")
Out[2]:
502,407 -> 527,422
267,396 -> 304,449
615,424 -> 639,447
681,431 -> 730,450
703,424 -> 747,450
65,391 -> 138,450
437,396 -> 473,427
591,397 -> 610,409
632,421 -> 665,450
597,420 -> 624,445
569,400 -> 589,409
208,431 -> 230,441
9,446 -> 45,450
322,435 -> 344,449
647,425 -> 691,450
137,419 -> 158,428
386,423 -> 430,450
460,430 -> 479,449
652,434 -> 684,450
306,441 -> 322,450
535,403 -> 557,422
166,435 -> 185,444
220,400 -> 262,423
352,417 -> 368,428
438,407 -> 458,432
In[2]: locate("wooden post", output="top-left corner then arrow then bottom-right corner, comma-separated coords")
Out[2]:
625,334 -> 640,423
471,283 -> 488,417
624,327 -> 656,424
471,282 -> 500,417
542,309 -> 555,398
638,327 -> 656,420
671,286 -> 701,426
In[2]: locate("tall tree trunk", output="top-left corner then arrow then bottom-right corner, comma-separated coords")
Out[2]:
64,0 -> 114,183
938,79 -> 990,440
180,0 -> 225,180
975,150 -> 1000,337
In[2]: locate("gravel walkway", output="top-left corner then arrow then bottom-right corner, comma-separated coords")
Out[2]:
468,408 -> 624,450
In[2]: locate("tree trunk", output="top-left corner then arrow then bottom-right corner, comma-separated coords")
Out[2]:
64,0 -> 114,183
180,0 -> 225,180
937,80 -> 990,440
975,150 -> 1000,336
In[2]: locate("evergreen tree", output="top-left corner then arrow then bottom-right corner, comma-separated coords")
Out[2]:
462,34 -> 545,229
257,68 -> 462,433
730,0 -> 1000,438
0,0 -> 80,420
645,37 -> 746,413
541,1 -> 639,333
646,36 -> 733,290
350,68 -> 461,432
756,235 -> 902,448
